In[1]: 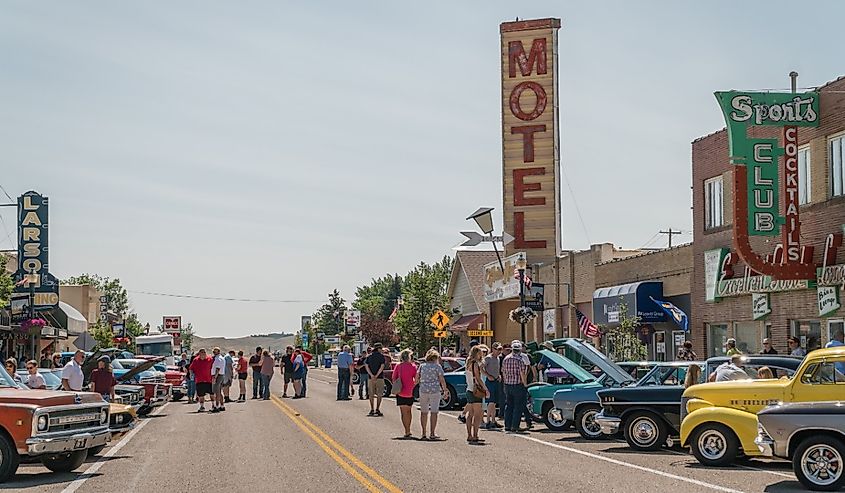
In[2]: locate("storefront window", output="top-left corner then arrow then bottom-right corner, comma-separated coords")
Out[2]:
734,321 -> 761,354
790,320 -> 822,352
707,323 -> 728,356
828,320 -> 844,346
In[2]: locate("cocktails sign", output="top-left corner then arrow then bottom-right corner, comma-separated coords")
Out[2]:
715,91 -> 820,280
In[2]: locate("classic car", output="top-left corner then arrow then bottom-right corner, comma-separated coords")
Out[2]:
548,340 -> 637,438
110,358 -> 171,414
0,366 -> 110,483
529,345 -> 631,432
597,355 -> 802,452
595,361 -> 704,450
680,348 -> 844,467
152,363 -> 186,401
756,401 -> 845,491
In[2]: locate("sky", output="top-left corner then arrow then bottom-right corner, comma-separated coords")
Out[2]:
2,1 -> 843,337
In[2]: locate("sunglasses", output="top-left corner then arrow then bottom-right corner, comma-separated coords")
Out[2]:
26,366 -> 36,370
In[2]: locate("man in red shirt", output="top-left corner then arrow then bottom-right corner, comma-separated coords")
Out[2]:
189,348 -> 214,412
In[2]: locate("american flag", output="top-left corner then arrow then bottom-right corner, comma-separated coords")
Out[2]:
576,309 -> 600,338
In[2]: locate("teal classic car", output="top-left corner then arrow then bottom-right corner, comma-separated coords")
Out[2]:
550,342 -> 637,439
528,349 -> 601,431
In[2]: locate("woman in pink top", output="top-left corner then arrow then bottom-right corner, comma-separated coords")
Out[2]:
393,349 -> 417,439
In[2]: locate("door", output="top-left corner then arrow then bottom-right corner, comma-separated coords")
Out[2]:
654,331 -> 666,362
791,356 -> 845,402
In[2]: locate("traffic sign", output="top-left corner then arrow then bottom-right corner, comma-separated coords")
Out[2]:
433,330 -> 448,338
467,330 -> 493,337
430,310 -> 450,329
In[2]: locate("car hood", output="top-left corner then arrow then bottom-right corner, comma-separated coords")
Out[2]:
529,381 -> 598,398
109,402 -> 137,416
561,340 -> 635,385
598,385 -> 685,402
683,379 -> 790,410
116,358 -> 163,383
535,349 -> 597,383
0,388 -> 105,407
760,400 -> 845,416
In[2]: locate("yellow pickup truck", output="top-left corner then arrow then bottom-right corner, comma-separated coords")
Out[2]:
680,347 -> 845,466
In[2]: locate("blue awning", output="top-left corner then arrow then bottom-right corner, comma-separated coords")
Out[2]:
592,281 -> 665,326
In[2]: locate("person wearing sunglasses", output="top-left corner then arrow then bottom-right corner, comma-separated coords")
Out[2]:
24,360 -> 46,389
759,338 -> 778,355
5,358 -> 22,384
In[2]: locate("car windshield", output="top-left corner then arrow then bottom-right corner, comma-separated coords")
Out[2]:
0,366 -> 21,388
17,369 -> 63,389
637,364 -> 703,386
111,360 -> 127,370
117,360 -> 139,369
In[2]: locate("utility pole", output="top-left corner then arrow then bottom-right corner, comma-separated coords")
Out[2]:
659,228 -> 682,248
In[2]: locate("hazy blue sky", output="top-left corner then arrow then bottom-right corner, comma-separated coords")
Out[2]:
2,1 -> 842,337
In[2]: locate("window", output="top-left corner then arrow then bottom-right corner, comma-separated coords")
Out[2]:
790,320 -> 822,352
734,321 -> 761,354
798,147 -> 811,204
831,134 -> 845,197
800,361 -> 845,385
707,323 -> 728,356
704,176 -> 724,229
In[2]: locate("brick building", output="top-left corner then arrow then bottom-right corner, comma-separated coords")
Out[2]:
692,75 -> 845,357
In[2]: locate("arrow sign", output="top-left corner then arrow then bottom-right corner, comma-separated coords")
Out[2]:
459,231 -> 515,247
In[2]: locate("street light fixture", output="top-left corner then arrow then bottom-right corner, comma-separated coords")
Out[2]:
466,207 -> 505,273
516,253 -> 527,342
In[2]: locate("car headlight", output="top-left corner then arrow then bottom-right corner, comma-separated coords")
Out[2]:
37,415 -> 48,432
101,409 -> 109,424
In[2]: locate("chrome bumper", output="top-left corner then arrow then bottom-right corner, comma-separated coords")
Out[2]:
172,385 -> 187,395
754,435 -> 775,457
26,428 -> 111,455
595,411 -> 621,435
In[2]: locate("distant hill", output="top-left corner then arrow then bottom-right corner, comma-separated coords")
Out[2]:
192,333 -> 295,355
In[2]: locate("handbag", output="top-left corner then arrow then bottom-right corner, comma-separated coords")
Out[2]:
391,364 -> 404,396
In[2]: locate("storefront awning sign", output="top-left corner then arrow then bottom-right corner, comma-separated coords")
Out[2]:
592,281 -> 665,325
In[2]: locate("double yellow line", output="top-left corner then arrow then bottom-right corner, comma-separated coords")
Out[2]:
271,395 -> 402,493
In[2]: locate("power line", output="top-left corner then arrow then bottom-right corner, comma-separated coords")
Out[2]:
128,290 -> 324,303
560,165 -> 591,245
0,183 -> 12,202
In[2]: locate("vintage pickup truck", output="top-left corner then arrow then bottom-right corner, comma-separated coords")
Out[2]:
0,366 -> 110,483
680,346 -> 845,467
756,401 -> 844,491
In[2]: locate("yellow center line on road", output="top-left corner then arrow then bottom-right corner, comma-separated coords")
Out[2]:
270,397 -> 384,493
271,395 -> 404,493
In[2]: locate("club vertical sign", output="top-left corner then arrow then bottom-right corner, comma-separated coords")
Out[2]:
501,18 -> 561,263
12,190 -> 59,319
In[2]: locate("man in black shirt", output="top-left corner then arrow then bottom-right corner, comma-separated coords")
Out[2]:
248,347 -> 262,399
365,343 -> 386,416
760,338 -> 778,355
281,346 -> 295,397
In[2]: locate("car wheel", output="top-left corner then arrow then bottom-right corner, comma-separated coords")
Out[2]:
440,384 -> 456,410
542,402 -> 571,432
87,445 -> 107,457
623,412 -> 667,451
171,394 -> 183,402
0,432 -> 20,483
382,379 -> 392,398
41,450 -> 87,473
575,404 -> 604,440
690,423 -> 739,467
793,435 -> 845,491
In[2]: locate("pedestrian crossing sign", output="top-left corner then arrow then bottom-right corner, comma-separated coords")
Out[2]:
430,310 -> 450,330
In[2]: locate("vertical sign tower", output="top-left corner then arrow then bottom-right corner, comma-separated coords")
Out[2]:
500,18 -> 562,263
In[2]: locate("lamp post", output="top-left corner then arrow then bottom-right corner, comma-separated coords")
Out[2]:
467,207 -> 505,273
516,253 -> 527,342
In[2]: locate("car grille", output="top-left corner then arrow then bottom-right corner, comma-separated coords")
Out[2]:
140,376 -> 164,384
46,407 -> 104,433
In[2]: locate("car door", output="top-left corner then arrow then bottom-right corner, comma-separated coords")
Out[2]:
790,356 -> 845,402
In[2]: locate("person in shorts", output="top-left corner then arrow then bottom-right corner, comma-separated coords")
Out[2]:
482,342 -> 503,429
236,350 -> 248,402
416,349 -> 447,440
189,348 -> 213,412
366,343 -> 386,416
210,347 -> 226,412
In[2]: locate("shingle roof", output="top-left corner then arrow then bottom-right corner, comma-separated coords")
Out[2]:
448,250 -> 498,315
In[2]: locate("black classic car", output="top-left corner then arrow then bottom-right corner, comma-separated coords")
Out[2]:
595,355 -> 804,451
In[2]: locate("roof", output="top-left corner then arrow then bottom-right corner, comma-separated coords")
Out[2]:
447,250 -> 498,315
593,281 -> 661,299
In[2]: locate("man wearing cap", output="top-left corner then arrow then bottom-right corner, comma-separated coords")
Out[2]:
90,355 -> 116,401
501,340 -> 529,433
788,336 -> 807,357
725,338 -> 742,356
482,342 -> 503,429
760,338 -> 778,355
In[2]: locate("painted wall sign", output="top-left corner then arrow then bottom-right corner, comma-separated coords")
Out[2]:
817,286 -> 841,317
500,18 -> 561,263
10,191 -> 59,321
704,248 -> 730,302
543,308 -> 555,335
751,293 -> 772,320
483,252 -> 526,302
715,91 -> 820,280
717,274 -> 809,297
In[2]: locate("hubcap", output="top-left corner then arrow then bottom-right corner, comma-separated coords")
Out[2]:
547,408 -> 565,427
582,410 -> 601,436
632,418 -> 657,445
697,429 -> 727,460
801,444 -> 842,486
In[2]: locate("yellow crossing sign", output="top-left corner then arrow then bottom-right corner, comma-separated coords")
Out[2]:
433,330 -> 448,338
430,310 -> 450,330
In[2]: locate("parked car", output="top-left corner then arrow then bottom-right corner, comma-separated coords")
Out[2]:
680,348 -> 841,467
756,401 -> 845,491
530,344 -> 633,433
0,366 -> 110,483
595,361 -> 705,450
151,363 -> 186,401
549,340 -> 637,438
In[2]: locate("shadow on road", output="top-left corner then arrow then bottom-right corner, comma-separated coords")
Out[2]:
83,455 -> 130,464
140,414 -> 168,419
764,480 -> 806,492
600,446 -> 683,458
0,471 -> 102,490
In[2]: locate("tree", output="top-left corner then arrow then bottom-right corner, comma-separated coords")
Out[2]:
63,274 -> 129,316
311,289 -> 347,335
0,253 -> 13,309
604,301 -> 648,362
181,322 -> 194,350
359,314 -> 398,347
353,274 -> 403,321
392,256 -> 453,356
89,321 -> 116,349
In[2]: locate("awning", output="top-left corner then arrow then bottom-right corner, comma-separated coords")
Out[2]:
451,314 -> 485,332
44,302 -> 88,336
592,281 -> 665,326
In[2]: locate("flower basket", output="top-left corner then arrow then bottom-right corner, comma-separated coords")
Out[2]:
17,318 -> 47,335
508,306 -> 537,325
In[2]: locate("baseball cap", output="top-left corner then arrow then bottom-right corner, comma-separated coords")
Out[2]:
788,336 -> 800,343
762,338 -> 771,344
724,338 -> 736,346
492,342 -> 503,350
511,340 -> 523,350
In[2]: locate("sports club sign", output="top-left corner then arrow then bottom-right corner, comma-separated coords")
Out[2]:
500,18 -> 561,263
715,91 -> 819,280
162,316 -> 181,333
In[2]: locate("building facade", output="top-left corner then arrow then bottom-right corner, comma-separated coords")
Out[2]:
692,76 -> 845,357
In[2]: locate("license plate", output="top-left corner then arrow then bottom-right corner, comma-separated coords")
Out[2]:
73,438 -> 87,450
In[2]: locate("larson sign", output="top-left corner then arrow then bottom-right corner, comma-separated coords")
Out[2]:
500,18 -> 561,262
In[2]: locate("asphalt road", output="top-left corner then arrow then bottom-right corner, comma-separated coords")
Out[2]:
5,368 -> 812,493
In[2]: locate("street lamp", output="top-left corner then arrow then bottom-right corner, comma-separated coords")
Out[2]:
516,253 -> 527,342
467,207 -> 505,273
